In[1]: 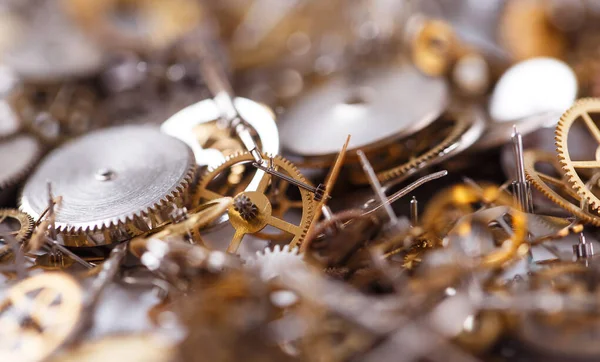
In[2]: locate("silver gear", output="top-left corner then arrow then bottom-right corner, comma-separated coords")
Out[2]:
245,244 -> 306,282
19,125 -> 195,246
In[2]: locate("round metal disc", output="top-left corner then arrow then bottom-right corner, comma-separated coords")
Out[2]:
0,134 -> 41,191
161,97 -> 279,167
489,57 -> 577,124
279,65 -> 449,157
20,125 -> 194,232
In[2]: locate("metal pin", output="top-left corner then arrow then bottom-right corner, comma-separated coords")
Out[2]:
410,197 -> 418,227
366,171 -> 448,216
47,182 -> 57,242
252,161 -> 324,198
573,233 -> 595,261
357,150 -> 398,226
511,126 -> 534,213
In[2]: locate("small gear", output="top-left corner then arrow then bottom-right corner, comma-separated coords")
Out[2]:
233,194 -> 259,221
556,98 -> 600,211
0,209 -> 34,243
0,134 -> 42,202
245,245 -> 306,282
524,150 -> 600,226
19,125 -> 196,246
195,152 -> 314,252
0,273 -> 83,362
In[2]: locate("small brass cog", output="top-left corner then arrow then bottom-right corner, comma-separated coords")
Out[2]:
0,209 -> 34,243
0,273 -> 83,362
556,98 -> 600,211
195,152 -> 315,253
524,150 -> 600,226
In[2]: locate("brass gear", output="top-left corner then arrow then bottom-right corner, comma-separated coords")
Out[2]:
556,98 -> 600,211
348,111 -> 473,185
0,209 -> 34,243
195,152 -> 314,252
0,273 -> 83,362
524,150 -> 600,226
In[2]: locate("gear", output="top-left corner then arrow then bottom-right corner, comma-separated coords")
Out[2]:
0,134 -> 42,201
245,245 -> 306,282
0,273 -> 83,362
347,107 -> 483,185
524,150 -> 600,226
19,125 -> 195,246
195,152 -> 314,252
0,209 -> 34,243
556,98 -> 600,211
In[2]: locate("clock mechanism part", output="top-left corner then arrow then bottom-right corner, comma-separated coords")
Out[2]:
0,273 -> 84,362
195,152 -> 315,252
19,125 -> 196,247
556,98 -> 600,211
278,65 -> 449,165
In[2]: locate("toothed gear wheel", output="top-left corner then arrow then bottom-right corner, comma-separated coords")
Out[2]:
556,98 -> 600,211
195,152 -> 314,253
245,245 -> 306,281
524,150 -> 600,226
0,209 -> 34,243
19,125 -> 195,246
0,135 -> 42,202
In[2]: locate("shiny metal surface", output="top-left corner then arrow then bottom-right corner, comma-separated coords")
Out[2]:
160,97 -> 279,167
19,125 -> 194,233
279,65 -> 449,157
0,134 -> 41,191
489,57 -> 577,123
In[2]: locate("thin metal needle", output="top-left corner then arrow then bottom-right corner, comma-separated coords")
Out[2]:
358,150 -> 398,226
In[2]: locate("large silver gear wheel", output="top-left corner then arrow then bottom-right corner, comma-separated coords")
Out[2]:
19,125 -> 195,246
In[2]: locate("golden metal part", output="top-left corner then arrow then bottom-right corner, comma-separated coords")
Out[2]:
129,197 -> 233,258
556,98 -> 600,211
453,312 -> 504,354
0,209 -> 34,244
195,152 -> 314,252
0,273 -> 83,362
410,18 -> 457,77
524,150 -> 600,226
63,0 -> 204,51
301,135 -> 350,253
499,0 -> 567,61
422,184 -> 528,269
48,334 -> 174,362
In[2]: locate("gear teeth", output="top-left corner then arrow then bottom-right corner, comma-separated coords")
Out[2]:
196,151 -> 315,250
555,98 -> 600,211
44,156 -> 196,235
524,150 -> 600,227
0,209 -> 35,242
376,116 -> 470,184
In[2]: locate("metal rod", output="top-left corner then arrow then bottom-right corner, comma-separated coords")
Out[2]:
358,150 -> 398,226
45,239 -> 94,269
511,125 -> 534,213
252,161 -> 319,194
410,197 -> 418,226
